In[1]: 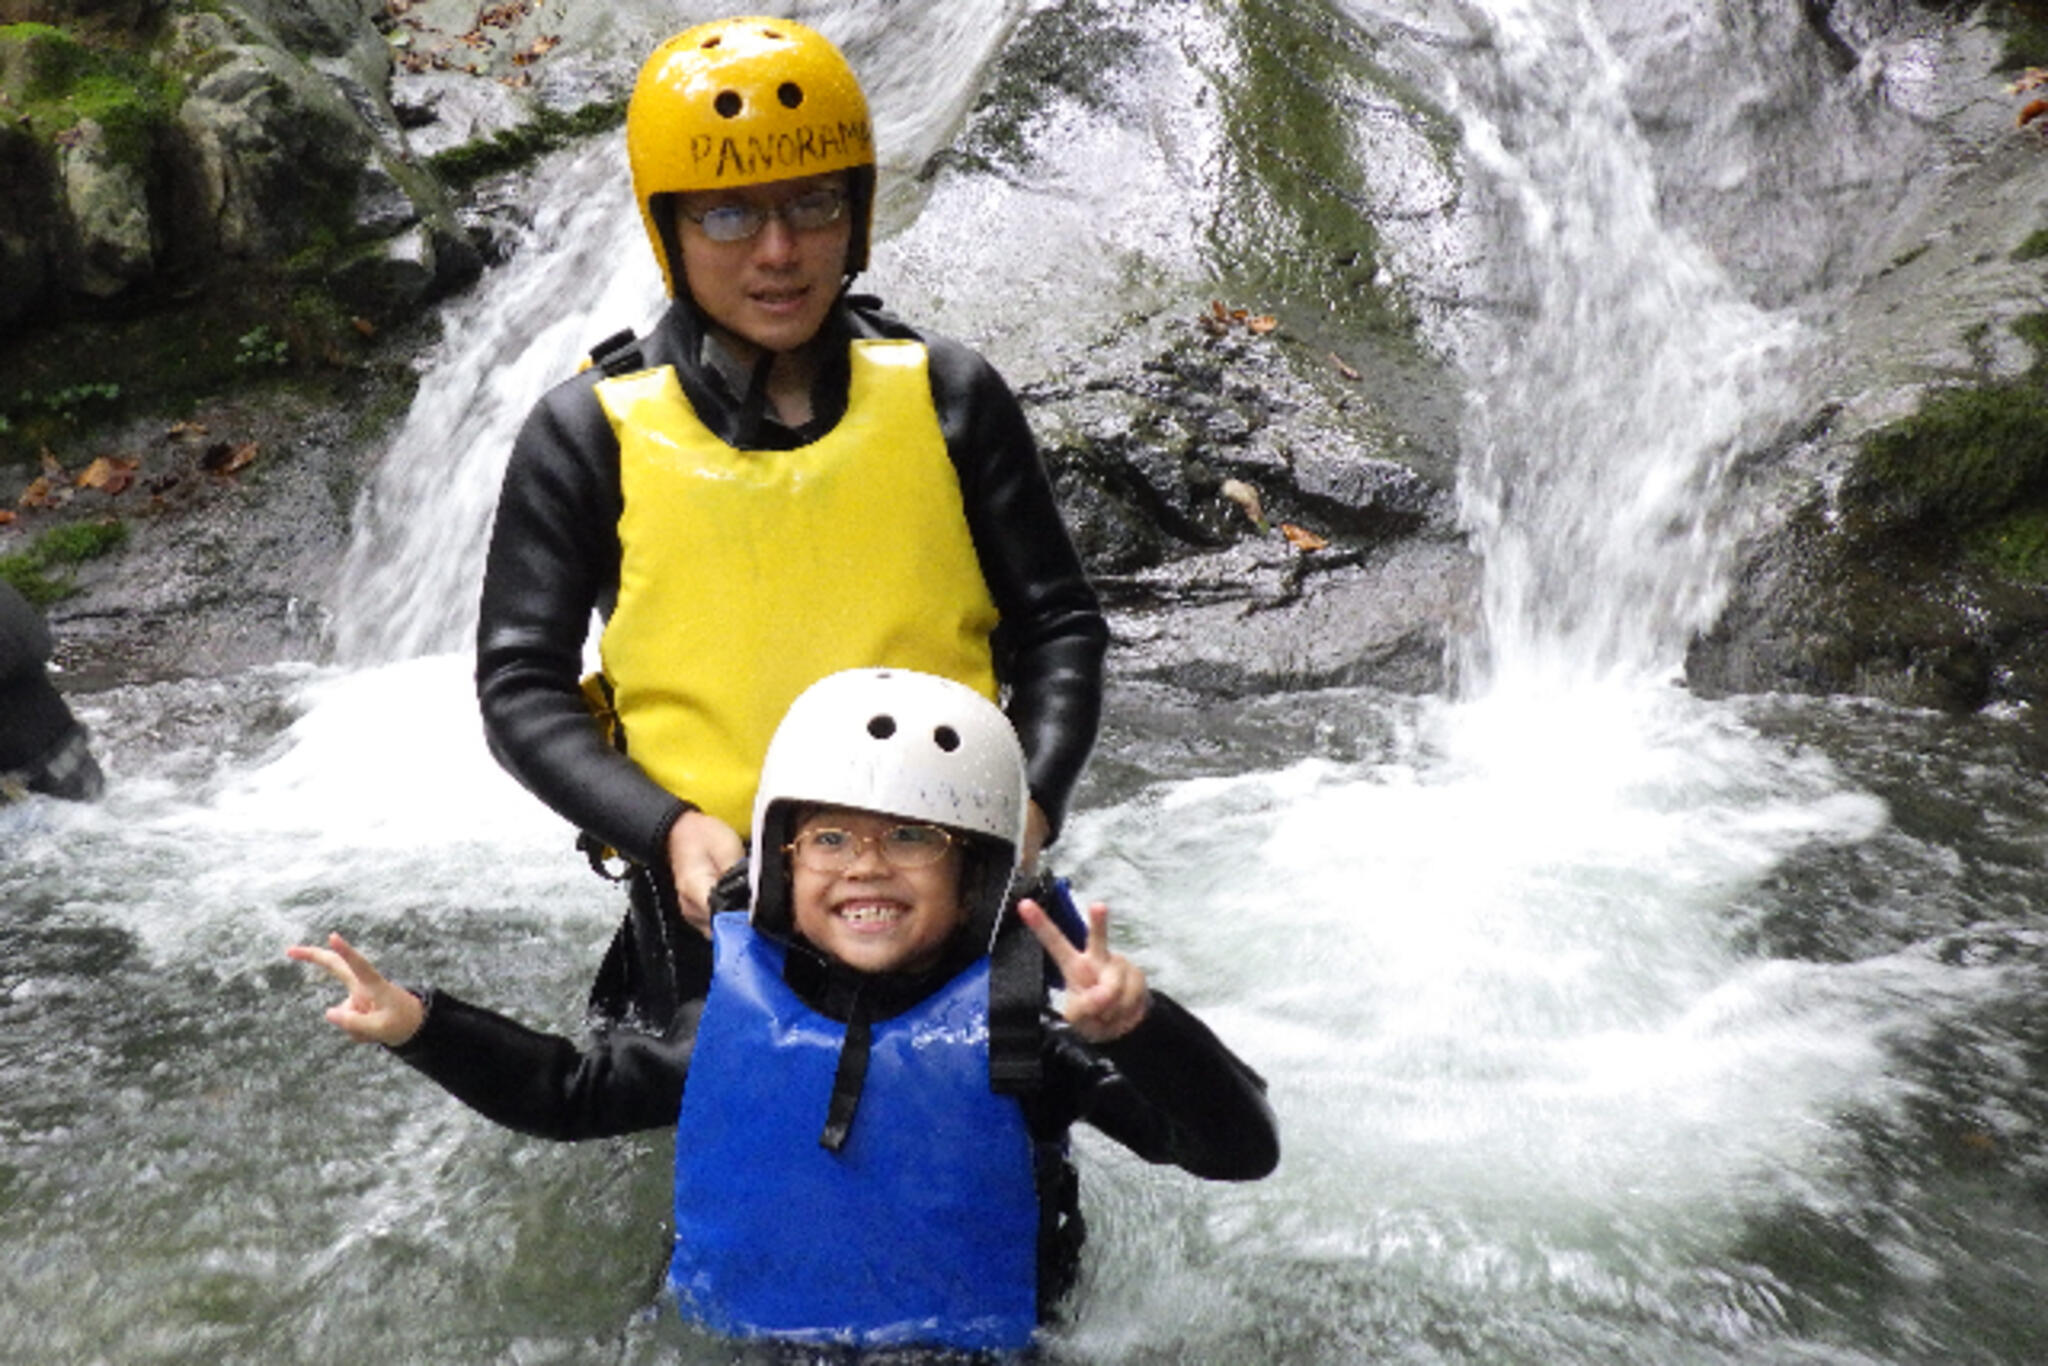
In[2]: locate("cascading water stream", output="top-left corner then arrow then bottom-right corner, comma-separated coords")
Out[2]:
1442,0 -> 1810,696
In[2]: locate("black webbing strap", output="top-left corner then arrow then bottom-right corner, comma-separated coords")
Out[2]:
589,328 -> 644,377
819,1004 -> 873,1152
987,906 -> 1047,1096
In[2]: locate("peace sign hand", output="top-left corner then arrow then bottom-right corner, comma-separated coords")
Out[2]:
285,932 -> 426,1048
1016,898 -> 1152,1044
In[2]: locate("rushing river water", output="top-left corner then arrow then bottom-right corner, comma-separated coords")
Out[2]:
8,2 -> 2048,1363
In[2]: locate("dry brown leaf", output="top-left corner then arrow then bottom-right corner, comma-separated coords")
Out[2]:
514,34 -> 560,64
77,455 -> 139,494
351,316 -> 378,338
1280,522 -> 1329,552
18,475 -> 61,509
0,509 -> 15,526
167,420 -> 209,440
1247,314 -> 1279,335
203,440 -> 260,476
2021,98 -> 2048,129
2010,68 -> 2048,94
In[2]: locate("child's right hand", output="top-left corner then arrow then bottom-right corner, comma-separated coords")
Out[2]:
286,932 -> 425,1047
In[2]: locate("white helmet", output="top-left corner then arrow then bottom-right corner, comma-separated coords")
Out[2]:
749,668 -> 1028,953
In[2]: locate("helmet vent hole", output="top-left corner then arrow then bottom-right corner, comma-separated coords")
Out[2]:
714,90 -> 743,118
933,726 -> 960,753
867,714 -> 897,740
778,81 -> 804,109
700,36 -> 721,50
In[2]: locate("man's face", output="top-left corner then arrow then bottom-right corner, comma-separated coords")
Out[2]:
788,806 -> 967,976
673,172 -> 853,355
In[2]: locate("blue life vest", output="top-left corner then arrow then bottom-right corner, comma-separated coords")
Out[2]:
669,915 -> 1041,1351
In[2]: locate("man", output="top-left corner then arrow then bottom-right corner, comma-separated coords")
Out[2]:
475,17 -> 1107,1028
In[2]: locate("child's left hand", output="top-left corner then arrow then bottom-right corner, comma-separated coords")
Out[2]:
1016,898 -> 1151,1043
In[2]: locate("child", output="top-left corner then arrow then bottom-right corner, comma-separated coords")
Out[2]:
291,669 -> 1276,1353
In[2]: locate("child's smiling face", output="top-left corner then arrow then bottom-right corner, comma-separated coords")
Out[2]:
788,806 -> 967,975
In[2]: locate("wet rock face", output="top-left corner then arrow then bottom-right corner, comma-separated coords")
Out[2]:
1022,310 -> 1472,697
0,1 -> 478,329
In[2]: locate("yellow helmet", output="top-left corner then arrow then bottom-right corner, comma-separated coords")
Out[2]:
627,17 -> 876,295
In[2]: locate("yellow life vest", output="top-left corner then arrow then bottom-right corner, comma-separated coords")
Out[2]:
594,339 -> 1000,836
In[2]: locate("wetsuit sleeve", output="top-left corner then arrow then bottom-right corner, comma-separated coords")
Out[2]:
390,988 -> 697,1140
1041,990 -> 1279,1181
475,377 -> 691,867
925,339 -> 1108,842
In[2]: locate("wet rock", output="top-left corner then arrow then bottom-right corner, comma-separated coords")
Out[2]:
1102,534 -> 1475,696
391,70 -> 535,160
59,117 -> 154,298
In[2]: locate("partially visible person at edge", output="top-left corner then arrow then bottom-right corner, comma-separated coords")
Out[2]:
475,16 -> 1107,1032
290,669 -> 1276,1353
0,580 -> 105,804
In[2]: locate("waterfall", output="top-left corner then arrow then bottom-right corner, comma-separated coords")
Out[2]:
1438,0 -> 1810,697
328,142 -> 660,664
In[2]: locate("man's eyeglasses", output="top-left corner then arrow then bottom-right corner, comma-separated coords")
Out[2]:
786,823 -> 956,873
679,187 -> 849,244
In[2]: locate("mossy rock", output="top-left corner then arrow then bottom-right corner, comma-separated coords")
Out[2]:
0,21 -> 178,163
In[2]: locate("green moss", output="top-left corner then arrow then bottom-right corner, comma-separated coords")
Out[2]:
1200,0 -> 1446,339
1965,503 -> 2048,581
0,23 -> 91,101
1984,2 -> 2048,71
2012,228 -> 2048,262
2009,310 -> 2048,366
0,518 -> 127,605
0,21 -> 178,162
427,97 -> 626,187
1859,383 -> 2048,528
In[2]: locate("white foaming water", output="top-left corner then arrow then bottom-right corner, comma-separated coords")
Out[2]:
1049,686 -> 1949,1356
330,141 -> 661,665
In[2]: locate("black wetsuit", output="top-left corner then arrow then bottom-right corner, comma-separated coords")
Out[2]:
475,295 -> 1107,1027
392,917 -> 1278,1320
0,581 -> 103,802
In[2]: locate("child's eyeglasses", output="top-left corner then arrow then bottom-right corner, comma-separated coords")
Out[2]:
680,187 -> 849,243
786,823 -> 955,872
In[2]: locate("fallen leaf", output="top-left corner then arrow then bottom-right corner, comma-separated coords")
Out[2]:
17,475 -> 62,509
0,508 -> 14,525
351,316 -> 378,338
203,440 -> 260,476
1280,522 -> 1329,552
2009,67 -> 2048,94
514,33 -> 560,64
1247,314 -> 1279,335
1219,478 -> 1269,532
167,420 -> 209,440
76,455 -> 139,494
1329,352 -> 1362,381
2020,98 -> 2048,129
1198,312 -> 1229,337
